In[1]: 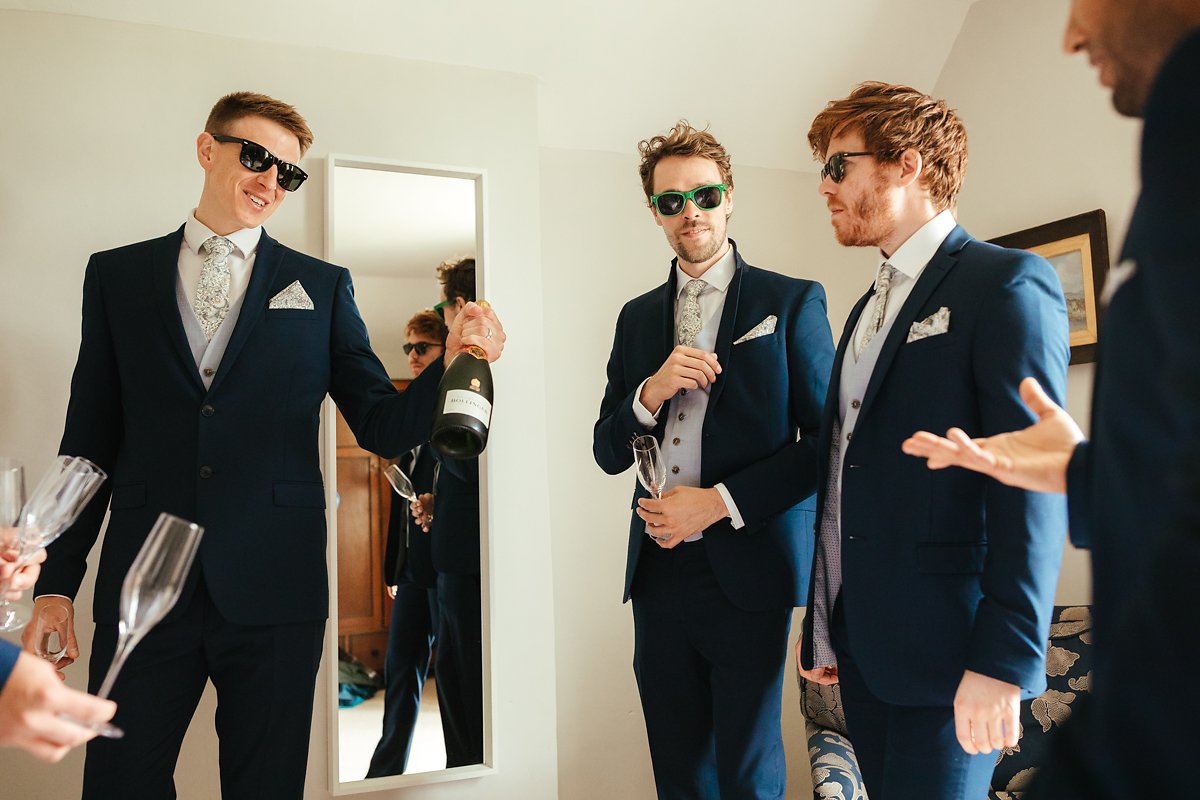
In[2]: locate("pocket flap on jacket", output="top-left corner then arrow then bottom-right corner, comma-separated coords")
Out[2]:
916,542 -> 986,574
273,481 -> 326,508
109,483 -> 146,510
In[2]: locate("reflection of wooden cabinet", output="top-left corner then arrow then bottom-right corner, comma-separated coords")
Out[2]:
335,380 -> 407,674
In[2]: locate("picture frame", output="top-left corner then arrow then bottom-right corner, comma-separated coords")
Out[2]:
989,209 -> 1110,365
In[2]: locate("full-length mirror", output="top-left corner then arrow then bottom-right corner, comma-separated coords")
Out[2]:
323,157 -> 490,791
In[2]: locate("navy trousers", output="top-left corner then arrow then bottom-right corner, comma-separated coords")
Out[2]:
434,571 -> 483,767
631,538 -> 790,800
82,577 -> 324,800
366,583 -> 438,777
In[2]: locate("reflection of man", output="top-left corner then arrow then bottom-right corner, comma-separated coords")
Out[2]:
795,83 -> 1070,800
367,309 -> 445,777
429,257 -> 484,768
903,3 -> 1200,796
594,122 -> 833,799
25,92 -> 504,798
0,549 -> 115,762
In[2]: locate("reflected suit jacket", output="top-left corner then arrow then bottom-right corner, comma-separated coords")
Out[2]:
38,227 -> 441,626
593,243 -> 834,610
799,225 -> 1070,706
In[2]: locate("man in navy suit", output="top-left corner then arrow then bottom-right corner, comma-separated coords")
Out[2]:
904,2 -> 1200,796
594,122 -> 834,799
23,91 -> 504,799
796,83 -> 1070,800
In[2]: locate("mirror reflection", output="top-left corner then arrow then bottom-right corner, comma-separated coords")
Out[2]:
326,162 -> 485,783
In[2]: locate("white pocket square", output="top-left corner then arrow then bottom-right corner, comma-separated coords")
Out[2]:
269,280 -> 314,310
734,315 -> 777,345
907,307 -> 950,343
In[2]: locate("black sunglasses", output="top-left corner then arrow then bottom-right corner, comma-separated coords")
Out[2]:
211,134 -> 309,192
820,151 -> 878,183
403,341 -> 444,357
650,184 -> 728,217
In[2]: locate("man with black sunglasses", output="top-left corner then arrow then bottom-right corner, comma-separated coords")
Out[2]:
795,83 -> 1069,800
26,91 -> 505,799
594,121 -> 834,799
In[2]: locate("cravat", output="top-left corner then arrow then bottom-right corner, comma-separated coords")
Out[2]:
195,235 -> 234,341
855,262 -> 897,358
677,279 -> 707,347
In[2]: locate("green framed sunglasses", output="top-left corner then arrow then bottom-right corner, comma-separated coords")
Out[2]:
650,183 -> 728,216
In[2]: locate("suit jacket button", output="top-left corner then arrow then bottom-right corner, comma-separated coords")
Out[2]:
851,399 -> 861,409
201,404 -> 215,417
672,437 -> 681,445
203,368 -> 215,377
678,413 -> 686,421
199,466 -> 214,479
671,465 -> 680,474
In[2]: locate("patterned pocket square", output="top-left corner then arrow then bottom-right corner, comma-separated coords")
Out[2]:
734,315 -> 777,345
269,280 -> 315,310
907,307 -> 950,343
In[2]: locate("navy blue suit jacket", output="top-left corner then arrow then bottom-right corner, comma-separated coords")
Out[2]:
429,453 -> 480,576
800,225 -> 1070,706
40,227 -> 441,626
383,446 -> 437,588
593,243 -> 834,611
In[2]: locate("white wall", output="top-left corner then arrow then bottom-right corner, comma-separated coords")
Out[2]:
351,275 -> 442,378
0,10 -> 557,800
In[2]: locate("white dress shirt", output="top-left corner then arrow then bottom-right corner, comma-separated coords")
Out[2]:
178,211 -> 262,314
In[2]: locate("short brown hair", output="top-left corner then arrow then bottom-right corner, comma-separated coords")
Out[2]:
637,121 -> 734,203
205,91 -> 314,156
406,309 -> 448,344
437,257 -> 476,303
808,82 -> 968,212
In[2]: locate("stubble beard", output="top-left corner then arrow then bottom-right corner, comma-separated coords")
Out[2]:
671,215 -> 728,266
833,186 -> 894,249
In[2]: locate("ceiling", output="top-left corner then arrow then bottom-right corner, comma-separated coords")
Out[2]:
8,0 -> 979,171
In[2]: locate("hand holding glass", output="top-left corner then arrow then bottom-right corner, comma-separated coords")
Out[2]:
383,463 -> 418,503
632,435 -> 669,543
32,602 -> 69,664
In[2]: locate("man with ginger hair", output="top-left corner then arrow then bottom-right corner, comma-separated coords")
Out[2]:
795,83 -> 1069,799
27,91 -> 504,798
594,122 -> 833,799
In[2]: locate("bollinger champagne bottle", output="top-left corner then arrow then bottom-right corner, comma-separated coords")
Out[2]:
431,343 -> 493,458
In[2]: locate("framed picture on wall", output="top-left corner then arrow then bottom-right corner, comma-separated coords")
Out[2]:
989,209 -> 1109,365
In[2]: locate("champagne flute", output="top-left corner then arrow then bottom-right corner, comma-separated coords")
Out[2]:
67,512 -> 205,739
31,602 -> 69,664
0,456 -> 106,631
0,458 -> 25,603
632,435 -> 669,543
383,463 -> 418,503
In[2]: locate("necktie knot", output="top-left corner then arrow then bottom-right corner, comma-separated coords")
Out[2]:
677,279 -> 708,348
855,262 -> 898,358
202,235 -> 234,262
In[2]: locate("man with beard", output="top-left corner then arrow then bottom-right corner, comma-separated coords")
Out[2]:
902,2 -> 1200,796
795,84 -> 1070,799
593,121 -> 834,799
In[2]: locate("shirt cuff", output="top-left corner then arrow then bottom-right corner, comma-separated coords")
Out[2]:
714,483 -> 745,530
632,378 -> 661,429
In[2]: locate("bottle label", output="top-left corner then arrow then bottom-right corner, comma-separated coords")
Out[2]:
443,389 -> 492,426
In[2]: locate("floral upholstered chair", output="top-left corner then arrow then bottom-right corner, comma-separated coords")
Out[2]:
798,606 -> 1094,800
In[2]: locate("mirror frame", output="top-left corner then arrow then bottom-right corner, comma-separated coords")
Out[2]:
321,154 -> 495,794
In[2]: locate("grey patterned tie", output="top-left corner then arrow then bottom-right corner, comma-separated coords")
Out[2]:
855,262 -> 897,358
677,279 -> 707,347
811,419 -> 845,667
195,236 -> 234,341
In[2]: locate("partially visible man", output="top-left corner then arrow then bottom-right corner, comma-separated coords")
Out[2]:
594,122 -> 833,799
367,309 -> 446,777
25,91 -> 503,798
795,83 -> 1070,800
902,2 -> 1200,796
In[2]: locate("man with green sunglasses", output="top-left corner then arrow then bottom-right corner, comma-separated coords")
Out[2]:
594,121 -> 835,799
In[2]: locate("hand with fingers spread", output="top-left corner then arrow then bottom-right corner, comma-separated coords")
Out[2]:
0,649 -> 116,761
902,377 -> 1084,494
639,346 -> 722,416
635,486 -> 729,548
953,670 -> 1020,755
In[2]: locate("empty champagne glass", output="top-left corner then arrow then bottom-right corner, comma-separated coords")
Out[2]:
632,435 -> 669,543
383,463 -> 418,503
31,602 -> 69,664
67,512 -> 205,739
0,458 -> 25,603
0,455 -> 106,631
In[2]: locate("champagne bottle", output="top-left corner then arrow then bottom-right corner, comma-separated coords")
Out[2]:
431,343 -> 493,458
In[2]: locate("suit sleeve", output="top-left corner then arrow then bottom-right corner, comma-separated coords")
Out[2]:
964,255 -> 1070,689
716,282 -> 834,530
327,269 -> 441,459
37,257 -> 124,601
593,305 -> 649,475
1065,441 -> 1091,549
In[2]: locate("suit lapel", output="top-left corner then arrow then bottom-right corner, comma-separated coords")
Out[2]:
208,230 -> 284,395
706,249 -> 744,412
821,287 -> 873,458
152,226 -> 205,394
856,225 -> 969,423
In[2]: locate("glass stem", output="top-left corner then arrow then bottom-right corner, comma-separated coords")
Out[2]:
96,631 -> 142,699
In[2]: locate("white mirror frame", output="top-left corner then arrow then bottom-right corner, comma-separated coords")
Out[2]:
321,154 -> 495,794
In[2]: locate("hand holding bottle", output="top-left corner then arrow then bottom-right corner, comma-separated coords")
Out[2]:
444,301 -> 505,365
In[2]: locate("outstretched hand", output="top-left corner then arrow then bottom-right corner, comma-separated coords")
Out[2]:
901,377 -> 1084,494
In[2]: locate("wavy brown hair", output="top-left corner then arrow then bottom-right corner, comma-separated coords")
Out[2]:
406,310 -> 448,344
437,257 -> 476,304
808,82 -> 967,212
205,91 -> 314,155
637,120 -> 734,203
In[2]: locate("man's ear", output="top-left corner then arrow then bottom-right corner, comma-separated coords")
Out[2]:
196,132 -> 215,172
896,148 -> 923,188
